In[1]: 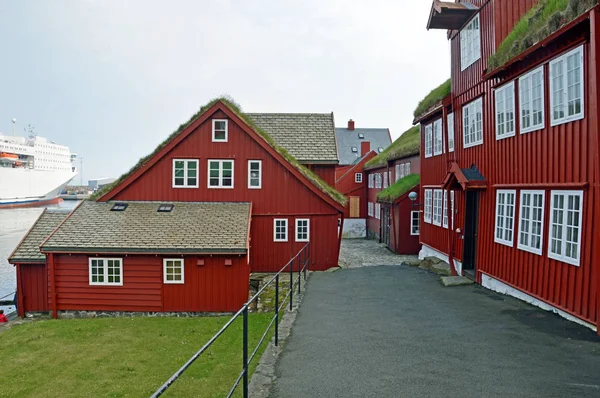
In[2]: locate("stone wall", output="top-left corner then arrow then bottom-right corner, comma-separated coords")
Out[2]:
341,219 -> 367,238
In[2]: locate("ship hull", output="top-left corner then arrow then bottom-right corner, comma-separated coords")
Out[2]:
0,168 -> 77,208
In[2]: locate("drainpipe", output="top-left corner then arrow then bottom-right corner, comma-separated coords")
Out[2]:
16,264 -> 24,317
49,253 -> 57,319
336,212 -> 345,266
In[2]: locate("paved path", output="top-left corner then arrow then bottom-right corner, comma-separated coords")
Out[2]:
338,239 -> 417,268
270,265 -> 600,397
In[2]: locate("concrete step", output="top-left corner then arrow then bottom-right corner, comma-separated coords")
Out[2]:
441,276 -> 474,287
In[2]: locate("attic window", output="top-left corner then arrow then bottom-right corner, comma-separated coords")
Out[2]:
157,204 -> 174,212
111,203 -> 128,212
351,147 -> 358,153
212,119 -> 228,142
378,147 -> 384,153
358,133 -> 365,139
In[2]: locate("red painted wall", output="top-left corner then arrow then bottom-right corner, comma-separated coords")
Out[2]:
17,263 -> 48,315
310,164 -> 336,187
386,191 -> 421,255
366,165 -> 386,238
336,151 -> 377,219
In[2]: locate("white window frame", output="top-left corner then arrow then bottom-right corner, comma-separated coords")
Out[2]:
549,45 -> 584,126
517,190 -> 545,255
375,203 -> 381,220
295,219 -> 310,242
433,189 -> 443,226
383,172 -> 388,188
442,190 -> 449,229
163,259 -> 185,284
208,159 -> 234,189
395,164 -> 401,182
494,190 -> 516,247
548,190 -> 584,266
463,97 -> 483,148
274,219 -> 288,242
519,66 -> 545,134
368,202 -> 373,217
450,191 -> 455,229
460,14 -> 481,71
447,112 -> 455,152
368,174 -> 374,188
212,119 -> 228,142
433,119 -> 443,156
89,258 -> 123,286
355,173 -> 363,183
424,189 -> 433,224
411,211 -> 420,236
495,81 -> 516,140
172,159 -> 199,188
424,124 -> 433,158
405,162 -> 411,175
248,160 -> 262,189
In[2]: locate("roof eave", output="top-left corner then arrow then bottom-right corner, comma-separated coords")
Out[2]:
413,104 -> 444,125
40,247 -> 248,255
427,0 -> 478,31
7,257 -> 46,265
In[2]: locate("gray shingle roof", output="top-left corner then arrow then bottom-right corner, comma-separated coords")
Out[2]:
9,210 -> 69,263
41,201 -> 251,254
247,113 -> 338,163
335,128 -> 392,165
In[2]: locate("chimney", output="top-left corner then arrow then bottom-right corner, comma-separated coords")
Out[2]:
361,141 -> 370,156
348,119 -> 355,130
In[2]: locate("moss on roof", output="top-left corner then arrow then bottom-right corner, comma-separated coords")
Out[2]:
413,79 -> 451,120
488,0 -> 597,71
90,96 -> 347,206
364,126 -> 420,170
377,174 -> 420,203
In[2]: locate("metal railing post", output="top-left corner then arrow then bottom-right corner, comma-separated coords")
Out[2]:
289,259 -> 293,311
243,306 -> 249,398
303,245 -> 307,281
275,274 -> 279,346
298,254 -> 302,294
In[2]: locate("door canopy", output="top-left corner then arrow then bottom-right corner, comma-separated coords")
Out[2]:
441,162 -> 487,191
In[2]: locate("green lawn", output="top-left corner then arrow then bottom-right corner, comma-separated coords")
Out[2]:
1,315 -> 274,397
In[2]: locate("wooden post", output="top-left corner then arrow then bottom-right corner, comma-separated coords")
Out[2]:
16,264 -> 25,317
48,253 -> 58,319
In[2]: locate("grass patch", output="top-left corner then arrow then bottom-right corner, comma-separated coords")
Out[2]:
376,174 -> 420,203
488,0 -> 597,71
0,315 -> 274,397
365,126 -> 420,170
413,79 -> 451,120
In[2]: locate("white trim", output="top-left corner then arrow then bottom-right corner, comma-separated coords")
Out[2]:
447,112 -> 455,152
410,211 -> 420,235
519,66 -> 545,134
450,190 -> 455,229
172,159 -> 199,188
295,218 -> 310,242
494,189 -> 516,247
548,190 -> 584,266
418,244 -> 463,276
481,274 -> 597,332
549,45 -> 585,127
433,119 -> 443,156
212,119 -> 228,142
274,218 -> 288,242
208,159 -> 234,189
163,258 -> 185,284
460,14 -> 481,71
248,160 -> 262,189
517,190 -> 545,256
89,258 -> 123,286
495,81 -> 516,140
355,172 -> 363,183
424,124 -> 433,158
433,189 -> 443,226
442,190 -> 449,229
463,97 -> 483,148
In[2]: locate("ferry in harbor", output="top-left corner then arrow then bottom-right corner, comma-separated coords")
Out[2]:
0,133 -> 77,208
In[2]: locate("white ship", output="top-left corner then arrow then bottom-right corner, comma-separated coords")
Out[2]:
0,134 -> 77,208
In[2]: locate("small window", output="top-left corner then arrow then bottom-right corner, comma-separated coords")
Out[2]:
111,203 -> 128,212
89,258 -> 122,286
375,203 -> 381,219
368,202 -> 373,217
355,173 -> 363,183
460,14 -> 481,70
358,133 -> 365,139
351,146 -> 358,153
164,259 -> 184,284
248,160 -> 262,189
447,113 -> 455,152
548,190 -> 584,266
173,159 -> 199,188
368,174 -> 374,188
212,119 -> 228,142
518,190 -> 545,255
433,119 -> 443,155
158,204 -> 174,212
296,219 -> 310,242
208,160 -> 234,188
274,219 -> 288,242
463,97 -> 483,148
424,124 -> 433,158
378,147 -> 384,152
495,81 -> 516,140
405,162 -> 411,175
424,189 -> 432,224
411,211 -> 420,235
550,46 -> 584,126
383,172 -> 388,188
494,190 -> 516,246
519,66 -> 545,133
433,189 -> 443,226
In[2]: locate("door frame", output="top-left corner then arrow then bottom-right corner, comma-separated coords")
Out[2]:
462,191 -> 480,279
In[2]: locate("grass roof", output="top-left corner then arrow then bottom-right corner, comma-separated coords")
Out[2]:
90,96 -> 347,206
364,126 -> 420,170
488,0 -> 597,71
413,79 -> 451,120
377,174 -> 420,203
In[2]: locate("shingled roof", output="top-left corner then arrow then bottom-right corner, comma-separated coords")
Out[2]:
335,127 -> 391,165
246,113 -> 339,164
41,201 -> 251,254
9,210 -> 69,263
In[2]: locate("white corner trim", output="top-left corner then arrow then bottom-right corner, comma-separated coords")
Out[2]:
481,273 -> 597,332
453,259 -> 463,277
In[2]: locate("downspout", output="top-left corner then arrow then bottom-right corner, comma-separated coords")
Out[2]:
49,253 -> 57,319
16,264 -> 24,317
336,211 -> 345,266
443,106 -> 457,277
590,8 -> 600,335
391,200 -> 398,252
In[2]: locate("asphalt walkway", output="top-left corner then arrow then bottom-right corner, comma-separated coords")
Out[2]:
270,264 -> 600,398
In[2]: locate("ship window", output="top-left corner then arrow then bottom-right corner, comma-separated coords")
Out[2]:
157,204 -> 174,212
111,203 -> 128,211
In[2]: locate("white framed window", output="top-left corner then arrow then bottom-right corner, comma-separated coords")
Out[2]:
383,172 -> 388,188
368,202 -> 374,217
550,46 -> 584,126
89,258 -> 123,286
424,124 -> 433,158
248,160 -> 262,189
295,219 -> 310,242
395,164 -> 401,182
433,119 -> 443,155
494,190 -> 516,246
518,190 -> 545,255
460,14 -> 481,71
442,190 -> 449,228
172,159 -> 199,188
208,160 -> 234,188
450,191 -> 455,229
424,189 -> 433,224
369,174 -> 374,188
548,190 -> 584,266
495,81 -> 516,140
463,97 -> 483,148
519,66 -> 545,133
411,211 -> 420,235
400,164 -> 406,178
447,112 -> 455,152
355,173 -> 363,183
163,259 -> 184,284
375,203 -> 381,219
405,162 -> 411,175
376,173 -> 382,189
433,189 -> 443,226
212,119 -> 228,142
274,219 -> 288,242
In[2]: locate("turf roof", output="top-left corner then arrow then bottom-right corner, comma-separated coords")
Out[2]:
377,174 -> 420,203
90,96 -> 347,206
364,126 -> 420,170
413,79 -> 451,120
488,0 -> 597,71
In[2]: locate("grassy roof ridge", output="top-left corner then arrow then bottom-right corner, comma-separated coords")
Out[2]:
413,79 -> 451,119
488,0 -> 597,71
364,126 -> 420,170
377,174 -> 420,203
90,96 -> 347,206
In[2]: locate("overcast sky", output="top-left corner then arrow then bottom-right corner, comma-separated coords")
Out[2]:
0,1 -> 450,184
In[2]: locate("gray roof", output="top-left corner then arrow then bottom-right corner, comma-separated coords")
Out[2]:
462,165 -> 486,181
247,113 -> 338,163
335,127 -> 392,165
41,201 -> 251,254
9,210 -> 69,263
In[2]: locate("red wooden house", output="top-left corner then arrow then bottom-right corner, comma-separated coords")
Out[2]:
9,99 -> 347,317
420,0 -> 599,333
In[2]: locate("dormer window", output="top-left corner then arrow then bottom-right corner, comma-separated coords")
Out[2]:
212,119 -> 228,142
157,204 -> 174,212
351,146 -> 358,153
111,203 -> 128,211
358,133 -> 364,139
